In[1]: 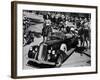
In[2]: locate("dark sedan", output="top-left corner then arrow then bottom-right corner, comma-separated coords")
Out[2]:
27,32 -> 78,68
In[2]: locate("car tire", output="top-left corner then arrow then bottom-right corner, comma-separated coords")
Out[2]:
56,55 -> 62,67
60,43 -> 67,54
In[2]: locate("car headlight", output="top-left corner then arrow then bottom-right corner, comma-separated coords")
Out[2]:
48,50 -> 51,54
52,50 -> 55,55
32,50 -> 35,53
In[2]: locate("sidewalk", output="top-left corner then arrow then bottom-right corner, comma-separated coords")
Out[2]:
62,51 -> 91,67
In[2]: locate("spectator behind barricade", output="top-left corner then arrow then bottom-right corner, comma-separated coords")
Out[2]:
54,13 -> 61,27
66,26 -> 70,33
80,17 -> 85,26
84,18 -> 90,29
49,13 -> 56,27
70,27 -> 75,35
83,17 -> 91,48
75,17 -> 81,29
59,21 -> 65,31
61,14 -> 66,21
64,26 -> 73,39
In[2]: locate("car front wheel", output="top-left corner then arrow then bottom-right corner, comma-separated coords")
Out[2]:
55,55 -> 62,67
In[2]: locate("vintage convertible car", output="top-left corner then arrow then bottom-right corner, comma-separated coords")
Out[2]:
27,32 -> 78,68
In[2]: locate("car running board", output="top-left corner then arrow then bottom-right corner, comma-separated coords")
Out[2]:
28,58 -> 56,66
62,48 -> 75,63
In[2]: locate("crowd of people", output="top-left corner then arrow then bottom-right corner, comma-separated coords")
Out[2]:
42,12 -> 91,49
23,11 -> 91,49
